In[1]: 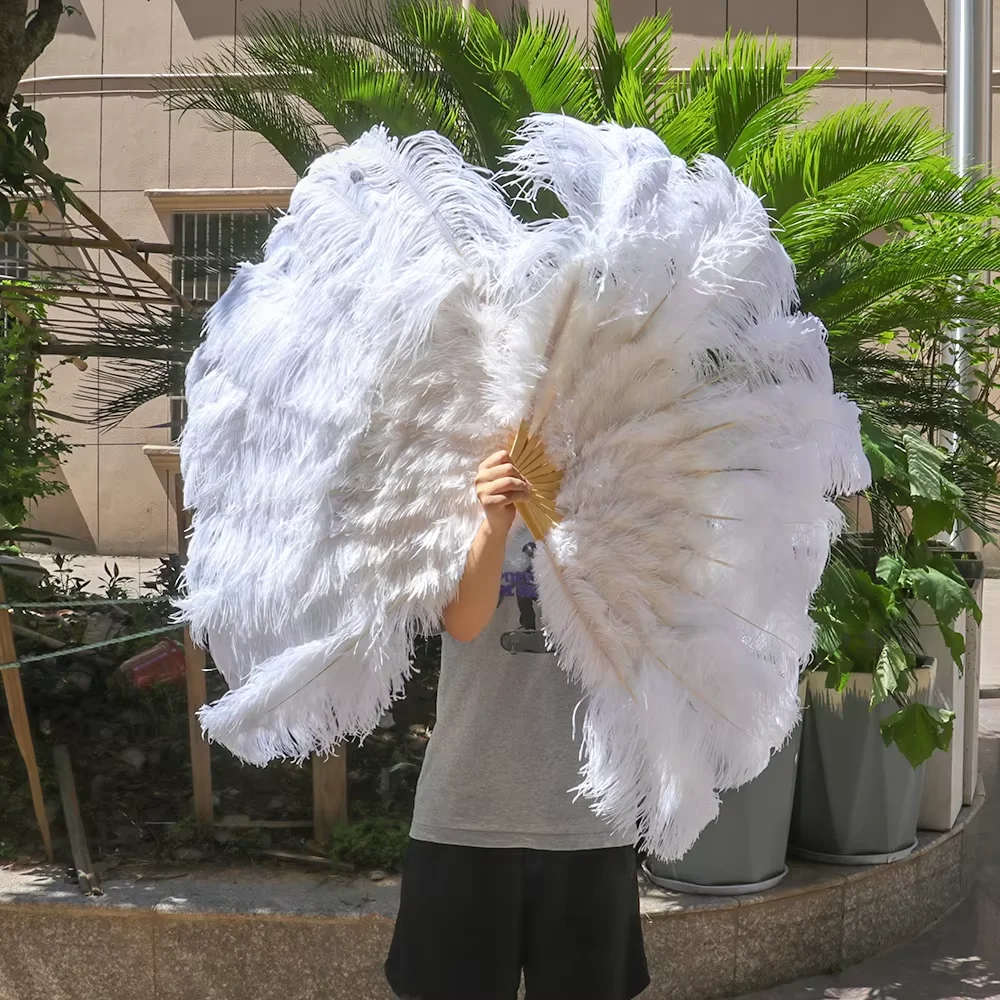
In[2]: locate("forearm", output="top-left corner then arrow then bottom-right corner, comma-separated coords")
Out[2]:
442,517 -> 509,641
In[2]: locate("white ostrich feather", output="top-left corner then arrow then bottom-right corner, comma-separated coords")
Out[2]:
179,115 -> 869,861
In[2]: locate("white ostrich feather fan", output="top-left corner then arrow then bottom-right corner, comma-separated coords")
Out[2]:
179,114 -> 870,861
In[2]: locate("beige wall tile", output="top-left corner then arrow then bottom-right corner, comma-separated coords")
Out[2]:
169,109 -> 235,188
25,443 -> 99,553
102,0 -> 172,75
727,0 -> 796,46
867,83 -> 945,129
802,82 -> 867,124
993,91 -> 1000,174
867,0 -> 945,69
522,0 -> 589,42
100,95 -> 170,191
98,190 -> 173,243
97,392 -> 171,446
798,0 -> 866,68
669,1 -> 727,66
302,0 -> 344,12
32,0 -> 103,78
609,0 -> 656,34
40,354 -> 97,447
97,444 -> 172,554
482,0 -> 516,24
30,94 -> 102,190
233,129 -> 299,187
236,0 -> 300,33
0,899 -> 156,1000
172,0 -> 235,64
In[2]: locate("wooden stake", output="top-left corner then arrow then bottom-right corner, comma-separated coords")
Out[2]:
173,468 -> 214,827
0,578 -> 53,861
312,750 -> 348,844
52,745 -> 100,895
184,627 -> 214,827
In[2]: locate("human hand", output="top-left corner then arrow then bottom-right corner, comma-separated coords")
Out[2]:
474,450 -> 529,533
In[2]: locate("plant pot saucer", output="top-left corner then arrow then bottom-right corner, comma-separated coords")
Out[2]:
790,839 -> 917,866
642,860 -> 789,896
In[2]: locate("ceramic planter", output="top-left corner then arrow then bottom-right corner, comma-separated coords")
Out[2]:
790,666 -> 934,864
644,701 -> 804,895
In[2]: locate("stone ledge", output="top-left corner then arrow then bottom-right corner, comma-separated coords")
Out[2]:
0,779 -> 985,1000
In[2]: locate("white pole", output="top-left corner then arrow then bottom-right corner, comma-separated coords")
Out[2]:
945,0 -> 993,807
945,0 -> 993,466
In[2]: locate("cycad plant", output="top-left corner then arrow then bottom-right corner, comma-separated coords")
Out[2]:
163,0 -> 1000,762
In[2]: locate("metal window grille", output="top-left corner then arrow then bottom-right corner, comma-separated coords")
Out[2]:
1,224 -> 29,281
169,210 -> 274,440
1,225 -> 30,335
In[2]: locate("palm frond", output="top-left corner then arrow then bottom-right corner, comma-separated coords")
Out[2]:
493,11 -> 600,124
781,160 -> 1000,271
744,103 -> 944,220
804,224 -> 1000,325
590,0 -> 674,127
669,33 -> 833,167
834,282 -> 1000,348
164,52 -> 325,175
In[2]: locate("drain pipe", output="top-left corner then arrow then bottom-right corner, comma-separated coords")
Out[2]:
945,0 -> 993,510
945,0 -> 992,807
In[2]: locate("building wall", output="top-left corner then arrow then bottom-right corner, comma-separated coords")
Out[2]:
13,0 -> 987,556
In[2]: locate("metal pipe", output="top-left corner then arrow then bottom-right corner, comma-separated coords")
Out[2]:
947,1 -> 993,176
16,64 -> 995,89
945,1 -> 992,811
945,0 -> 993,554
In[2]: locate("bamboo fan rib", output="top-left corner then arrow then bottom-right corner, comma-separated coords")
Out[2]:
509,421 -> 563,541
178,116 -> 869,862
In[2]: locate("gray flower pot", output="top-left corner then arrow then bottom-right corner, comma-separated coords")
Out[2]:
790,667 -> 934,864
643,719 -> 803,895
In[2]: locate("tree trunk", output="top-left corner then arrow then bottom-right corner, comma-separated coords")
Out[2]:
0,0 -> 64,115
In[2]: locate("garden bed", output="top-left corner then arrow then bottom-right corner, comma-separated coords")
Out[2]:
0,557 -> 438,875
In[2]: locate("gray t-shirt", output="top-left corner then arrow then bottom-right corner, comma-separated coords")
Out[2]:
410,526 -> 635,851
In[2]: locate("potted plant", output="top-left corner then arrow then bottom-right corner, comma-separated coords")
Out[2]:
791,537 -> 973,863
643,680 -> 805,895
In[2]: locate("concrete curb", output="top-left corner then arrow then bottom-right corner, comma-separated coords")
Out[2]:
0,781 -> 986,1000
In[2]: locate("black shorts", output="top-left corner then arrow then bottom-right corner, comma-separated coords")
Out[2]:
385,838 -> 649,1000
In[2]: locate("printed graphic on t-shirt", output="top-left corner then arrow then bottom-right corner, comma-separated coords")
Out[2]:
498,532 -> 549,654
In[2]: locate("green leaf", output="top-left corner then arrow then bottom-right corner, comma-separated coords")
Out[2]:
902,430 -> 946,500
910,498 -> 954,541
872,639 -> 908,705
940,623 -> 966,667
880,703 -> 955,767
875,554 -> 905,590
905,564 -> 972,627
744,103 -> 944,221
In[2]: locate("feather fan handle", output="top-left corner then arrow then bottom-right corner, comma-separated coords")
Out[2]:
508,422 -> 564,540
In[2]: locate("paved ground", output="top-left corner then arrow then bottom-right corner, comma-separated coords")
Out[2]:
742,699 -> 1000,1000
980,580 -> 1000,694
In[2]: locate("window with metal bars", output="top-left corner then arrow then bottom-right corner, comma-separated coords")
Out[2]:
1,224 -> 29,281
1,225 -> 30,336
169,210 -> 274,440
